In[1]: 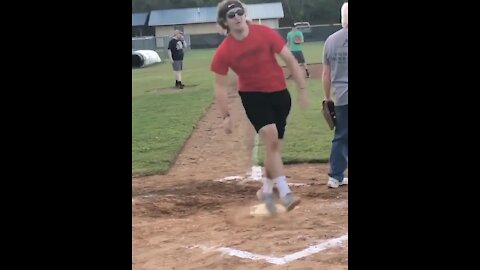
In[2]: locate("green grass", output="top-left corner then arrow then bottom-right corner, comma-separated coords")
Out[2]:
297,41 -> 325,64
257,77 -> 334,165
132,47 -> 216,97
132,90 -> 213,176
132,41 -> 333,176
132,48 -> 216,176
257,42 -> 332,164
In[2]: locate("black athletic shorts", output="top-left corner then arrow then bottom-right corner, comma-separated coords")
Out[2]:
238,89 -> 291,139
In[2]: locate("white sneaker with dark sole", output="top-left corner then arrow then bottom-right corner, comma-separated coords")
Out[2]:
328,177 -> 348,188
281,193 -> 301,211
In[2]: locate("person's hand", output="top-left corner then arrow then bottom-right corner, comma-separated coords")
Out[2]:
298,90 -> 309,110
223,115 -> 232,134
169,59 -> 174,64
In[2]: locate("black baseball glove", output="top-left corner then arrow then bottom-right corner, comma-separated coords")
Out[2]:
322,100 -> 336,130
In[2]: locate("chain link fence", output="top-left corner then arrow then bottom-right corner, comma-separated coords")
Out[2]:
132,24 -> 342,58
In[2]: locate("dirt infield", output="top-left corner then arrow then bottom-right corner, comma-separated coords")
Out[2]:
146,84 -> 200,93
132,66 -> 348,269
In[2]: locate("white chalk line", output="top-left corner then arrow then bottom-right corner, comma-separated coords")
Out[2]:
190,234 -> 347,265
214,174 -> 309,187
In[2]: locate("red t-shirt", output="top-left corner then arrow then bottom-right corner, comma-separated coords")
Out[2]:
210,24 -> 287,93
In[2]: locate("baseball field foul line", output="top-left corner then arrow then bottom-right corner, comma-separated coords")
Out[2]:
190,234 -> 348,265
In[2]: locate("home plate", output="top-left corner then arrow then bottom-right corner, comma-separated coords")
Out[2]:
250,203 -> 287,217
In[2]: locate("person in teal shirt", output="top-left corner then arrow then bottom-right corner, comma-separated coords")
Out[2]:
286,25 -> 310,78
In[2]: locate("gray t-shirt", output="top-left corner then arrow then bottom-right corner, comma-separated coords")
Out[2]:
323,28 -> 348,106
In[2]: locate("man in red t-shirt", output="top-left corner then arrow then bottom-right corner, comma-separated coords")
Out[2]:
211,0 -> 309,216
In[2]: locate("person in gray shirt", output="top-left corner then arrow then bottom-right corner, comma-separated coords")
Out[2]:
322,2 -> 348,188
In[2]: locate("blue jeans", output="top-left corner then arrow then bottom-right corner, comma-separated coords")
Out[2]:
329,104 -> 348,182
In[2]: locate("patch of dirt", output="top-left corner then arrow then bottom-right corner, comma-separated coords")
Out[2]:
146,84 -> 200,93
132,70 -> 348,270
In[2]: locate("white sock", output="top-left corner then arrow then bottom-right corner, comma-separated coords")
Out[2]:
274,176 -> 291,197
262,178 -> 274,194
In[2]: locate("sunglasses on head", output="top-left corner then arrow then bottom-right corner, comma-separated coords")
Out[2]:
226,9 -> 245,19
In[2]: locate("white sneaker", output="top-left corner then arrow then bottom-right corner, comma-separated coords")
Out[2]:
281,193 -> 301,211
328,177 -> 348,188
